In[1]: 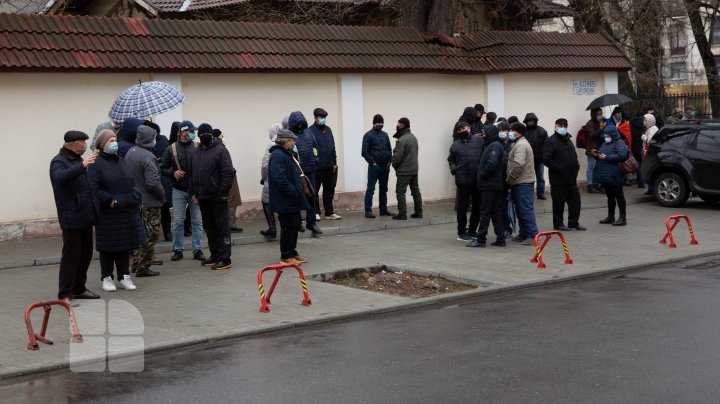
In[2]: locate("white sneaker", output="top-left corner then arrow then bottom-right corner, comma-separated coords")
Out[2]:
315,214 -> 322,221
119,275 -> 137,291
102,276 -> 117,292
324,214 -> 342,220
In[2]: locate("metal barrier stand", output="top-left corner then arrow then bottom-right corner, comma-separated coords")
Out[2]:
25,300 -> 83,350
660,215 -> 699,248
257,263 -> 312,313
530,231 -> 574,269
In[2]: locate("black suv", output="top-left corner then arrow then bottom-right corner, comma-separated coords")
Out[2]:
642,120 -> 720,207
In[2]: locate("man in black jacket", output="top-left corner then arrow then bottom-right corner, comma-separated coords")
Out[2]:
189,123 -> 235,271
309,107 -> 341,220
467,125 -> 506,247
542,118 -> 585,231
49,130 -> 100,307
362,114 -> 394,218
523,113 -> 549,199
160,120 -> 206,262
447,121 -> 484,240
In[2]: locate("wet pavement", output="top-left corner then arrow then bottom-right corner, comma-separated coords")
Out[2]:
3,255 -> 720,403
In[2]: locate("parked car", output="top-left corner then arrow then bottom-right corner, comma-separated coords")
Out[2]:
642,120 -> 720,207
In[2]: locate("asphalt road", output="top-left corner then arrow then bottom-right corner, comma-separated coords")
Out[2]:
3,256 -> 720,404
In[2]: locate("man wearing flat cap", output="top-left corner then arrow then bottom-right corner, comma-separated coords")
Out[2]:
542,118 -> 585,232
49,130 -> 101,307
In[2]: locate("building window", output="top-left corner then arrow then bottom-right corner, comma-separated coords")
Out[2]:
669,24 -> 687,56
670,62 -> 686,80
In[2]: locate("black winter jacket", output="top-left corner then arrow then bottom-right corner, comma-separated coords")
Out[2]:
362,126 -> 392,165
447,135 -> 484,186
49,148 -> 99,231
523,113 -> 548,165
629,116 -> 645,158
542,133 -> 581,186
309,123 -> 337,170
289,111 -> 318,174
160,139 -> 197,191
268,145 -> 311,214
154,135 -> 173,204
477,129 -> 506,191
188,139 -> 234,201
88,152 -> 145,252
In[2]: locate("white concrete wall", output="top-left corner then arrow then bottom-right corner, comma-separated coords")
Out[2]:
0,70 -> 616,228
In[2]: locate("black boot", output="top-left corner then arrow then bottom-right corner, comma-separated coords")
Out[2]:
260,202 -> 277,238
599,216 -> 615,224
613,217 -> 627,226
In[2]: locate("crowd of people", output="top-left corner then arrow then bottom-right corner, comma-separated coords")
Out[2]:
48,100 -> 682,307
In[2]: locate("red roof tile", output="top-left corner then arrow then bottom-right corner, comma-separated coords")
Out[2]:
0,13 -> 630,73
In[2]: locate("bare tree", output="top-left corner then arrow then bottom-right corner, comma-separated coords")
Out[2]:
684,0 -> 720,117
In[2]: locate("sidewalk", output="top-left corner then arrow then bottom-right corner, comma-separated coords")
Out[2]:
2,187 -> 718,379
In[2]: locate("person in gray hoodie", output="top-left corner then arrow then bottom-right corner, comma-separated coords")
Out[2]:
125,125 -> 165,276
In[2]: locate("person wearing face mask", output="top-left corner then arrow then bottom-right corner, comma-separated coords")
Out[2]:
641,113 -> 659,195
91,119 -> 123,151
497,121 -> 516,238
467,124 -> 506,248
289,111 -> 322,236
88,130 -> 146,293
607,107 -> 626,127
392,117 -> 422,220
483,112 -> 498,127
522,113 -> 548,200
125,125 -> 165,278
187,123 -> 234,271
309,107 -> 341,221
681,106 -> 697,120
260,123 -> 283,238
269,129 -> 311,265
115,118 -> 143,158
592,126 -> 629,226
50,130 -> 100,308
542,119 -> 584,232
160,120 -> 206,262
583,108 -> 605,193
448,121 -> 484,240
362,114 -> 394,218
506,122 -> 539,245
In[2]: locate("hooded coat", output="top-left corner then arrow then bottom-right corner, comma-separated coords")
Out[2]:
594,126 -> 629,187
543,131 -> 580,186
522,113 -> 548,164
457,107 -> 482,139
477,125 -> 506,191
289,111 -> 318,174
629,115 -> 645,158
641,113 -> 659,155
188,138 -> 234,201
261,124 -> 282,204
125,126 -> 165,208
153,133 -> 172,203
116,118 -> 143,158
448,133 -> 484,187
88,152 -> 146,252
49,147 -> 99,231
268,144 -> 311,214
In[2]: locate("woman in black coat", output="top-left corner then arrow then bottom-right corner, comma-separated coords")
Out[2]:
88,131 -> 146,292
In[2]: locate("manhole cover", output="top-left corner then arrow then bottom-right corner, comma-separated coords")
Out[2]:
682,260 -> 720,271
308,265 -> 480,299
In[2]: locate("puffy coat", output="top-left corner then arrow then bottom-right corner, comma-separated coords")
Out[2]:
116,118 -> 142,158
522,113 -> 548,164
125,127 -> 165,208
309,123 -> 337,170
477,127 -> 506,191
542,132 -> 580,186
507,137 -> 536,186
448,134 -> 484,186
88,152 -> 145,252
188,139 -> 234,201
456,107 -> 481,140
362,126 -> 392,165
268,145 -> 311,214
289,111 -> 318,174
594,126 -> 629,187
49,148 -> 99,231
160,138 -> 197,191
641,113 -> 659,155
261,124 -> 282,204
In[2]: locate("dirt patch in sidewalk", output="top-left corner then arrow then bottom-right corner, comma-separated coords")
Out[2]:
325,267 -> 476,299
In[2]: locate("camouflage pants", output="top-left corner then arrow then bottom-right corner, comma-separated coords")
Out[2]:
134,206 -> 161,271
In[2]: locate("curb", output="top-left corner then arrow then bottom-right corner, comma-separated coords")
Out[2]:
3,248 -> 715,380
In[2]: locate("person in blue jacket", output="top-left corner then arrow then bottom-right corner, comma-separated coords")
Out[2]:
592,125 -> 629,226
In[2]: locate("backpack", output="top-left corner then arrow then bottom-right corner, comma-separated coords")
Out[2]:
576,127 -> 588,149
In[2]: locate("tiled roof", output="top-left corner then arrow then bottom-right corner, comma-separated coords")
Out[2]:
0,13 -> 631,73
149,0 -> 376,12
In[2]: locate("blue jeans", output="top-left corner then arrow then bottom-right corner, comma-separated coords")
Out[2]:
534,163 -> 546,196
511,184 -> 538,239
586,156 -> 596,186
172,188 -> 203,253
364,164 -> 390,213
501,188 -> 516,235
636,157 -> 646,187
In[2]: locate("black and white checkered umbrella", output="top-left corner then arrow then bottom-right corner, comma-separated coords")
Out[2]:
108,81 -> 185,121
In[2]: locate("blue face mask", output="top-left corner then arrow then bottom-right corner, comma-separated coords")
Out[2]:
557,127 -> 567,136
597,115 -> 604,122
499,132 -> 509,140
604,137 -> 612,144
614,114 -> 622,121
509,132 -> 517,142
374,124 -> 383,131
188,133 -> 196,142
319,118 -> 327,126
691,111 -> 697,118
107,142 -> 119,154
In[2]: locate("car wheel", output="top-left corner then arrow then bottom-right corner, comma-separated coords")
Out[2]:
699,194 -> 720,204
654,172 -> 689,207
